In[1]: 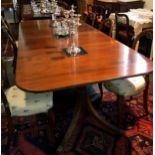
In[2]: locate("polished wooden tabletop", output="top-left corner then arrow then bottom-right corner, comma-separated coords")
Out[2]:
16,20 -> 153,92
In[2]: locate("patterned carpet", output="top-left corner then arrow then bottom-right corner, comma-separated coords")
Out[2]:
1,81 -> 153,155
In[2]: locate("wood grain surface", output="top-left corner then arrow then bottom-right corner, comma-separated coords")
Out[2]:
16,20 -> 153,92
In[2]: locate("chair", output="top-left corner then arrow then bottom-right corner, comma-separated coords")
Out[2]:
1,18 -> 18,74
98,29 -> 153,127
83,4 -> 96,26
132,28 -> 153,59
1,59 -> 55,150
93,6 -> 111,29
84,12 -> 96,26
99,18 -> 113,36
84,5 -> 104,28
115,13 -> 134,47
83,4 -> 93,23
91,5 -> 103,29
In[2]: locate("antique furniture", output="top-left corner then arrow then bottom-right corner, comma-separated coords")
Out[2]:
94,0 -> 145,13
16,19 -> 153,153
99,18 -> 113,36
115,13 -> 134,47
132,28 -> 153,59
1,16 -> 18,73
99,28 -> 153,126
1,59 -> 54,150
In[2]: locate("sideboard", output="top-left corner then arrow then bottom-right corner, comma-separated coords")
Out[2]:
94,0 -> 145,12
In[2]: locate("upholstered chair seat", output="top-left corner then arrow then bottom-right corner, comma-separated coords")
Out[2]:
5,86 -> 54,116
2,59 -> 55,149
104,76 -> 146,97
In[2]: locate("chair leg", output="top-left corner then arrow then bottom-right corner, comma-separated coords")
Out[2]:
98,82 -> 103,99
6,117 -> 15,149
2,90 -> 15,149
47,108 -> 55,144
116,95 -> 124,128
143,75 -> 150,115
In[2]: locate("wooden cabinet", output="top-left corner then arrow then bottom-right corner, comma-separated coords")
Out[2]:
94,0 -> 145,13
119,1 -> 145,12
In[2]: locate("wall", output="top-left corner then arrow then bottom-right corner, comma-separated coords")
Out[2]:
143,0 -> 153,10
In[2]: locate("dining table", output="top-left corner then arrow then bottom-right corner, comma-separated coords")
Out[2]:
16,19 -> 153,153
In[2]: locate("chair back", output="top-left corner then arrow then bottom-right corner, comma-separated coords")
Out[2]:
87,4 -> 93,13
1,59 -> 11,90
1,59 -> 14,149
1,16 -> 17,39
1,15 -> 10,29
84,12 -> 96,26
93,6 -> 111,28
101,7 -> 111,19
1,20 -> 17,73
99,18 -> 113,37
115,13 -> 134,46
132,28 -> 153,59
115,13 -> 129,36
1,25 -> 17,54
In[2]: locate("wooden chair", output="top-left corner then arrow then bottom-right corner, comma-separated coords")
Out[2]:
98,29 -> 153,127
84,12 -> 96,26
84,5 -> 105,28
1,59 -> 55,150
83,4 -> 96,26
93,6 -> 111,29
1,18 -> 18,74
132,28 -> 153,59
91,5 -> 102,28
115,13 -> 134,47
83,4 -> 93,21
99,18 -> 113,36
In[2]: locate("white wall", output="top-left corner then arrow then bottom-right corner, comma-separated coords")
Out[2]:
143,0 -> 153,10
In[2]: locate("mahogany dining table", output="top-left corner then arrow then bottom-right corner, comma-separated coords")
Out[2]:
16,19 -> 153,153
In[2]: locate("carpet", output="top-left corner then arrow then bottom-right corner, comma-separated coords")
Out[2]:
1,81 -> 153,155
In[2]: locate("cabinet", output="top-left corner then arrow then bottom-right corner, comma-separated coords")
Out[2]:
94,0 -> 145,13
